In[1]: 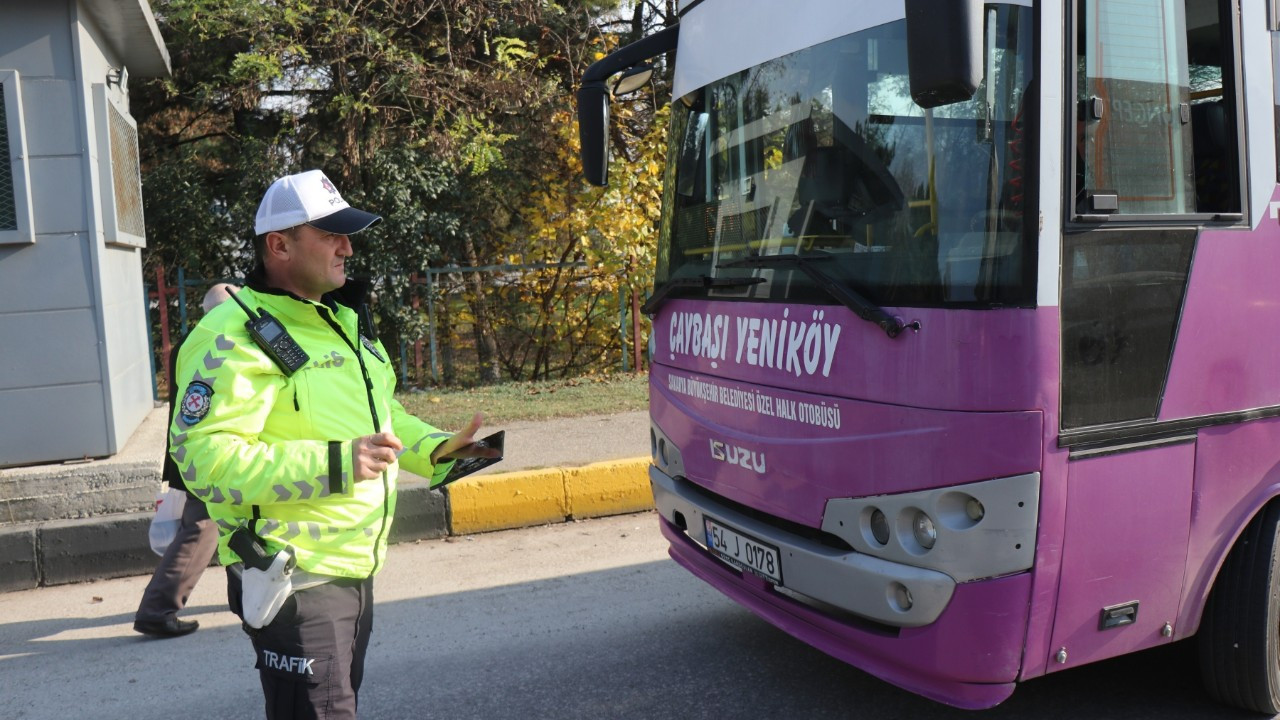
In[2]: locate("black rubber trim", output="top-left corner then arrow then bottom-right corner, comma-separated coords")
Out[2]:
328,440 -> 343,494
1059,406 -> 1280,450
1068,433 -> 1197,460
678,0 -> 706,17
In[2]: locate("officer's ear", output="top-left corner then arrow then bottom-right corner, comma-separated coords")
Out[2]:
263,229 -> 295,263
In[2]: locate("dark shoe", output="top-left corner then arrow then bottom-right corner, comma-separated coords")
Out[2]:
133,616 -> 199,638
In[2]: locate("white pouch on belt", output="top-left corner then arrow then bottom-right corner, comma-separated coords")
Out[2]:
233,549 -> 296,629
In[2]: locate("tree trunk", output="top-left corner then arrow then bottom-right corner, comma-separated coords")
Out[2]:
326,57 -> 366,191
631,287 -> 643,373
462,235 -> 500,384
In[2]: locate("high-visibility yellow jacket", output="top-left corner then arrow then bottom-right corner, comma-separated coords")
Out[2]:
169,276 -> 454,579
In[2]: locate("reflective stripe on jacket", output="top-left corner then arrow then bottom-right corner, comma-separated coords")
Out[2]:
169,279 -> 453,578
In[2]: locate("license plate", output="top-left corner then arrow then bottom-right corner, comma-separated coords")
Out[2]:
703,516 -> 783,585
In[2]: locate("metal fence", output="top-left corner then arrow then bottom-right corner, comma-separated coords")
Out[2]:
144,263 -> 647,401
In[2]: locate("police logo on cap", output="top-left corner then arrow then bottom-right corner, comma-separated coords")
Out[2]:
179,381 -> 214,426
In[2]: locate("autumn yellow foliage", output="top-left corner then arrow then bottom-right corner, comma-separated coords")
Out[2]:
490,94 -> 669,378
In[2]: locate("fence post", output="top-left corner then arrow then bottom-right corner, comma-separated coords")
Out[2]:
398,340 -> 409,386
143,281 -> 158,403
410,273 -> 424,385
427,270 -> 440,383
382,275 -> 404,386
155,266 -> 172,375
177,266 -> 189,337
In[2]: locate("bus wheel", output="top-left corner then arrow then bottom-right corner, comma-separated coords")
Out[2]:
1197,502 -> 1280,713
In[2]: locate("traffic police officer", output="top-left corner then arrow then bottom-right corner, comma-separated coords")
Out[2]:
169,169 -> 496,718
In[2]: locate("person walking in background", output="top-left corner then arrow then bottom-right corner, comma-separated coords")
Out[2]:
133,282 -> 239,638
169,169 -> 498,718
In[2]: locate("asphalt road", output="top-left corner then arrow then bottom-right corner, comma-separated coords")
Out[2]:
0,512 -> 1269,719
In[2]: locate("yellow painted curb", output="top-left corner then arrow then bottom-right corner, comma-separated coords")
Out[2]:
564,459 -> 653,520
448,466 -> 567,535
447,457 -> 651,535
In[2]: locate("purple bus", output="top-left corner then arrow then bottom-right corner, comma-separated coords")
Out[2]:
578,0 -> 1280,712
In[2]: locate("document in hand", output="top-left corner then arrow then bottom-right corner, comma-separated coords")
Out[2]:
438,430 -> 505,487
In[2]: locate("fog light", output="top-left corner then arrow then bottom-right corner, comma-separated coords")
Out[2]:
658,438 -> 668,466
912,511 -> 937,550
870,509 -> 890,546
890,582 -> 913,612
966,498 -> 985,522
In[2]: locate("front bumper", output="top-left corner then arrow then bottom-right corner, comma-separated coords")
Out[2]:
652,466 -> 1033,709
653,467 -> 957,627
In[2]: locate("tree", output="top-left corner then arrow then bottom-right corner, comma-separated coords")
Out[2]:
137,0 -> 671,384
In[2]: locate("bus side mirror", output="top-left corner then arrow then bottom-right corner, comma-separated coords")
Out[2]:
577,80 -> 611,186
905,0 -> 984,109
612,64 -> 654,96
575,25 -> 680,188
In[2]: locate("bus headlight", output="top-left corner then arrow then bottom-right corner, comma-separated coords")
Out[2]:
869,508 -> 891,546
823,473 -> 1041,583
911,510 -> 937,550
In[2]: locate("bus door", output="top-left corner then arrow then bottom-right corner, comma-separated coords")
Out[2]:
1048,0 -> 1245,674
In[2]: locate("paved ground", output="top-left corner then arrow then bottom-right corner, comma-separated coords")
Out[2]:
0,512 -> 1255,720
0,513 -> 674,720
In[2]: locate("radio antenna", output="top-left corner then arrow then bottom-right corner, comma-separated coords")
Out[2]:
226,288 -> 259,320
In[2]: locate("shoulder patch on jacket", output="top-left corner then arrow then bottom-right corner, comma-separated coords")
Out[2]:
179,381 -> 214,425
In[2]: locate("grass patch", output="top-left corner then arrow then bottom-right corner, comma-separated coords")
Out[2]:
396,372 -> 649,430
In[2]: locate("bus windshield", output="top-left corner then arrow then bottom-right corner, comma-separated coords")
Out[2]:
656,5 -> 1035,309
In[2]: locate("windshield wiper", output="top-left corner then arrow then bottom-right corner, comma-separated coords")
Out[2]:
640,275 -> 766,315
717,252 -> 918,339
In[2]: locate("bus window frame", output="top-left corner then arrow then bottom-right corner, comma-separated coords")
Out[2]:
1064,0 -> 1249,229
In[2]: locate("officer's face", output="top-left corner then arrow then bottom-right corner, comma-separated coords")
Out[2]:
271,224 -> 353,300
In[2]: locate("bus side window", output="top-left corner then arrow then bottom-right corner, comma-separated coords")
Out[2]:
1190,99 -> 1238,212
1273,0 -> 1280,180
1184,0 -> 1242,213
1074,0 -> 1242,218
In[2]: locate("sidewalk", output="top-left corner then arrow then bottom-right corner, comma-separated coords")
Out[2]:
0,404 -> 652,592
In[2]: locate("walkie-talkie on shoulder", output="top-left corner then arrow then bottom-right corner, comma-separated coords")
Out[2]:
227,289 -> 309,375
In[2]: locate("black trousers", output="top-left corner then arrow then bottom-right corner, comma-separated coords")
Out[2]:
228,569 -> 374,720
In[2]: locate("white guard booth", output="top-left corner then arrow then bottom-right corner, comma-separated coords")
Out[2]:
0,1 -> 170,466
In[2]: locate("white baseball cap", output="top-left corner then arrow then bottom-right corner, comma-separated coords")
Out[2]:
254,169 -> 382,236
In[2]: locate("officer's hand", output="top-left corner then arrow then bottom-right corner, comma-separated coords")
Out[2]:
353,432 -> 403,481
430,413 -> 501,463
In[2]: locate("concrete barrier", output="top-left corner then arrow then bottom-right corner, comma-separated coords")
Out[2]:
0,524 -> 37,593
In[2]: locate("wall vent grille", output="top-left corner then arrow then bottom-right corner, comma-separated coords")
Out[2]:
0,81 -> 17,232
107,101 -> 144,237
